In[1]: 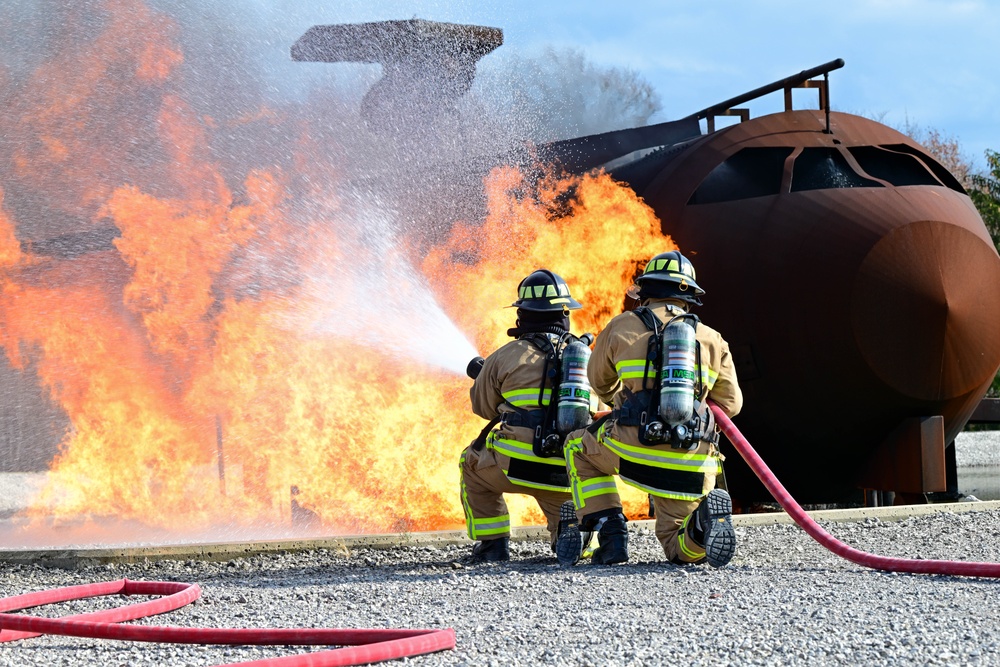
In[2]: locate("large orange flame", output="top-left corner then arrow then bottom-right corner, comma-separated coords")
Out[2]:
0,1 -> 679,544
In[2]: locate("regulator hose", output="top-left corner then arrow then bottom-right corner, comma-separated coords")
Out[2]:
0,578 -> 455,666
710,402 -> 1000,578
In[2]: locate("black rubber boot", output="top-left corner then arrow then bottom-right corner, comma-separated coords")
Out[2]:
591,513 -> 629,565
471,536 -> 510,562
694,488 -> 736,568
555,501 -> 583,566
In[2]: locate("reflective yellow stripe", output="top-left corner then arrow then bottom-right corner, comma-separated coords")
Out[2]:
460,449 -> 513,539
502,387 -> 552,407
460,450 -> 475,539
458,450 -> 510,540
471,514 -> 511,538
694,364 -> 718,391
566,435 -> 618,511
615,358 -> 655,381
566,436 -> 586,510
487,432 -> 565,465
615,361 -> 716,388
598,424 -> 720,473
577,476 -> 618,501
619,475 -> 706,502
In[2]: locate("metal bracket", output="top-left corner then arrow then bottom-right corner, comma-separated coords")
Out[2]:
783,78 -> 828,112
705,108 -> 750,133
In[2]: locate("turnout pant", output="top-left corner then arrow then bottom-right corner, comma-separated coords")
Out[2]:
565,427 -> 720,563
459,444 -> 572,548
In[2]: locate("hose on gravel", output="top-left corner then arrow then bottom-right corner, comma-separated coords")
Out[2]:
710,402 -> 1000,577
0,578 -> 455,666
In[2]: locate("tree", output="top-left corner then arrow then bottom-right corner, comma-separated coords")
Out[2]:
898,120 -> 974,188
969,150 -> 1000,249
966,149 -> 1000,398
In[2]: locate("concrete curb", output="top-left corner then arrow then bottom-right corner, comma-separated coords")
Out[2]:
3,500 -> 1000,568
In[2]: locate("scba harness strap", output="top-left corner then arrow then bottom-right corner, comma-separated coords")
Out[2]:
616,306 -> 718,448
517,332 -> 572,458
612,390 -> 719,446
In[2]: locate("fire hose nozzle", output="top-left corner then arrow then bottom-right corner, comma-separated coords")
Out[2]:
467,356 -> 485,379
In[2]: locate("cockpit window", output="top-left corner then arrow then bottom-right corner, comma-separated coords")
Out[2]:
686,143 -> 962,204
848,146 -> 942,187
688,147 -> 793,205
791,148 -> 883,192
879,144 -> 966,194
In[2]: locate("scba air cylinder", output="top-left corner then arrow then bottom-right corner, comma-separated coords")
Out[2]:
659,317 -> 697,426
556,337 -> 593,434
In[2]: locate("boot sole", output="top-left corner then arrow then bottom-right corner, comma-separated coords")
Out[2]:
555,501 -> 582,566
702,489 -> 736,568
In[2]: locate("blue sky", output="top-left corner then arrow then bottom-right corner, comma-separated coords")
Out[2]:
247,0 -> 997,171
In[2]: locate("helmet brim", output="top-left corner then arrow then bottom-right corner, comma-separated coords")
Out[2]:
634,273 -> 705,296
508,296 -> 583,311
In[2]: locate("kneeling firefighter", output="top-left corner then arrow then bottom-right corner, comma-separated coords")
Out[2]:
459,269 -> 595,562
556,251 -> 743,567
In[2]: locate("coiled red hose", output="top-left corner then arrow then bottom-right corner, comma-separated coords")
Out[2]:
0,579 -> 199,643
0,578 -> 455,666
710,402 -> 1000,577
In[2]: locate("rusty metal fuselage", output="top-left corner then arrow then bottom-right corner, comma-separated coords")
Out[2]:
607,109 -> 1000,503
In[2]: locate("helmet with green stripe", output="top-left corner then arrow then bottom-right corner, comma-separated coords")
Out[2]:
636,250 -> 705,298
510,269 -> 583,312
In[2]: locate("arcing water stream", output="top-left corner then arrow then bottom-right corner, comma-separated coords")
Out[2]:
303,196 -> 480,376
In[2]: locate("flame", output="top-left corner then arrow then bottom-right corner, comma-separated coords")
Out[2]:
424,165 -> 673,351
0,1 -> 678,543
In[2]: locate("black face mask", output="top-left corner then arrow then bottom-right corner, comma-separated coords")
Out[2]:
507,309 -> 570,338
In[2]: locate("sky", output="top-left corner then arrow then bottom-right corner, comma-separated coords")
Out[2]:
237,0 -> 998,171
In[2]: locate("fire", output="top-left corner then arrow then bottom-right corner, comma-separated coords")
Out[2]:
0,1 -> 677,544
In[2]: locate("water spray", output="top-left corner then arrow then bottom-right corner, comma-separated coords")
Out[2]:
296,194 -> 479,376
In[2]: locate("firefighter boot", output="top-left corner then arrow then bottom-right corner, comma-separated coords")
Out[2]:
471,537 -> 510,562
591,513 -> 629,565
693,488 -> 736,567
555,500 -> 588,566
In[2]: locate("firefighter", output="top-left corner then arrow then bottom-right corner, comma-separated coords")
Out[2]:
459,269 -> 591,562
556,250 -> 743,567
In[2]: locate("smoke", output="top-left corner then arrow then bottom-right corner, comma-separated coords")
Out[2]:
467,46 -> 662,145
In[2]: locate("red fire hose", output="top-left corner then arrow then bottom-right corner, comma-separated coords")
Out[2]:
710,402 -> 1000,577
0,579 -> 199,643
0,578 -> 455,666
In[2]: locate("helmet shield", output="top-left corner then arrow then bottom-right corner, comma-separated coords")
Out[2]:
635,250 -> 705,296
510,269 -> 583,312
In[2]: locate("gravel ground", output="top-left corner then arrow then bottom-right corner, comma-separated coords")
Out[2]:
3,508 -> 1000,667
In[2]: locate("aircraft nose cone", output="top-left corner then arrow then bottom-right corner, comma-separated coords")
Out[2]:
852,219 -> 1000,401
